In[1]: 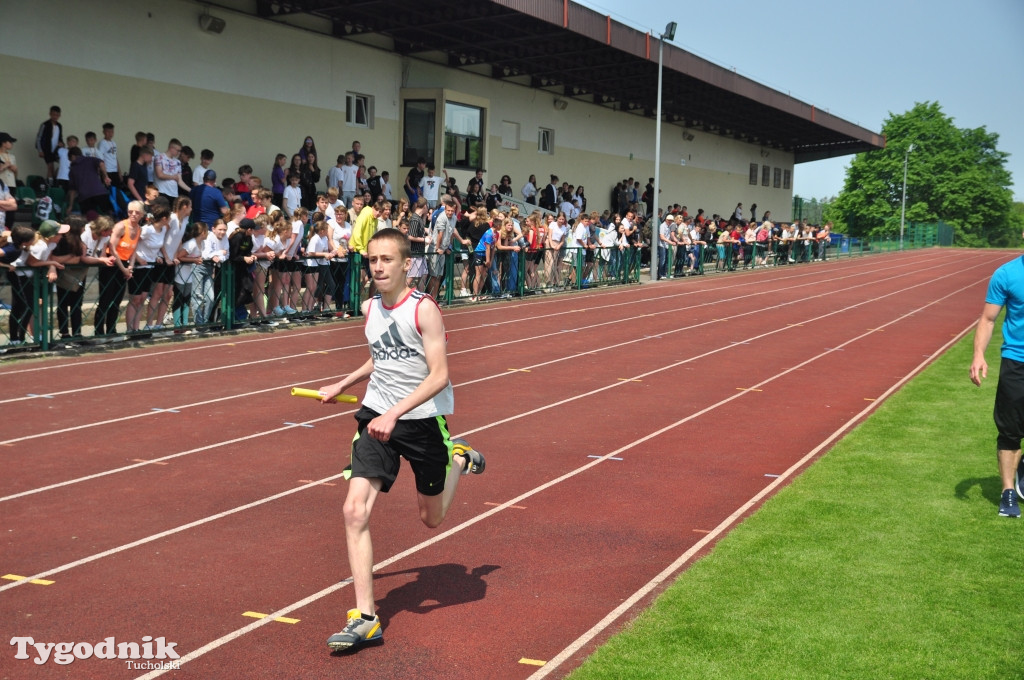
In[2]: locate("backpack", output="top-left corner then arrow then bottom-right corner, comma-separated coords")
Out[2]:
34,196 -> 56,225
109,184 -> 130,219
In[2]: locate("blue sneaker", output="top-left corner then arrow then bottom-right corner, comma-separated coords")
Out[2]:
999,489 -> 1020,518
1016,458 -> 1024,500
451,438 -> 485,475
327,609 -> 382,651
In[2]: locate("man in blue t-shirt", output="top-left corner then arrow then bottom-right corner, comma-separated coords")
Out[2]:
971,250 -> 1024,517
190,169 -> 229,224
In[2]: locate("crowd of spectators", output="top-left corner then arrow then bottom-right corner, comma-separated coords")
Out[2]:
1,105 -> 832,348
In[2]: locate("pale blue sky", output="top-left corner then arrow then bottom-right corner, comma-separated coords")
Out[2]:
579,0 -> 1024,202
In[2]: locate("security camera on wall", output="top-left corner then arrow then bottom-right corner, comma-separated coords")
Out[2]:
199,13 -> 226,34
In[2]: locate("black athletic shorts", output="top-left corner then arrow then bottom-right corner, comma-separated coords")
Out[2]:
128,266 -> 154,296
344,406 -> 454,495
995,357 -> 1024,451
153,262 -> 174,285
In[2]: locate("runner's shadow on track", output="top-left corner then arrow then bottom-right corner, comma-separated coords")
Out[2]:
374,563 -> 501,626
954,475 -> 1003,506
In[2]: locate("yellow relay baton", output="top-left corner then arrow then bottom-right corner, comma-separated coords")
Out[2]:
290,387 -> 359,403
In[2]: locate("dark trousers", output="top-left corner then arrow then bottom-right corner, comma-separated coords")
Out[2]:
56,284 -> 85,337
95,266 -> 126,335
6,271 -> 32,342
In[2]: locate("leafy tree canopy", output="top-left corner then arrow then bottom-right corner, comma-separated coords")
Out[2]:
830,102 -> 1019,247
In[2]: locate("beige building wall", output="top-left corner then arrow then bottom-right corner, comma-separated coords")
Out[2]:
0,0 -> 795,219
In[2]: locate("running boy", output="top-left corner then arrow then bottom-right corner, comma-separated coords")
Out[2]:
318,229 -> 485,651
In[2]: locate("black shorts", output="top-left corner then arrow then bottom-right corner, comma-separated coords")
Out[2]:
995,357 -> 1024,451
153,262 -> 174,285
344,406 -> 454,495
129,266 -> 154,296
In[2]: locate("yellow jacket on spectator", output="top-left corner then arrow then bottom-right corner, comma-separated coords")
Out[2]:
350,205 -> 378,255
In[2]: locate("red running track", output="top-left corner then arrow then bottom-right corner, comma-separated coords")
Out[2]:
0,249 -> 1010,679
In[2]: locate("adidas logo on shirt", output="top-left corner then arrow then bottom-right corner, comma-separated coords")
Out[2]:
370,319 -> 420,361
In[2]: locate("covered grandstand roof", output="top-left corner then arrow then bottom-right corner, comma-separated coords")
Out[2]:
252,0 -> 885,162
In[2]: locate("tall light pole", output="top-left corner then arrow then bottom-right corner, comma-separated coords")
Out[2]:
651,20 -> 676,281
900,143 -> 915,250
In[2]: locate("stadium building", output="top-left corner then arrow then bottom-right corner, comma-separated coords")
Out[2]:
1,0 -> 884,219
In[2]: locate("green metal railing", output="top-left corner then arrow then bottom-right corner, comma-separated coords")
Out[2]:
1,228 -> 942,354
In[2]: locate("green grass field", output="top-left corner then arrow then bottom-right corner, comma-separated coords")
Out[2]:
570,325 -> 1023,679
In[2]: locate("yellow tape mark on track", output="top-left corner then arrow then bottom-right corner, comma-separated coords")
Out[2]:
242,611 -> 300,624
617,378 -> 641,382
864,398 -> 875,401
298,479 -> 336,487
2,574 -> 55,586
736,387 -> 763,392
519,658 -> 547,666
132,459 -> 169,465
485,502 -> 526,510
506,368 -> 532,372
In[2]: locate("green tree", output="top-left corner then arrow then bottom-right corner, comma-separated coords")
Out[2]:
830,102 -> 1016,247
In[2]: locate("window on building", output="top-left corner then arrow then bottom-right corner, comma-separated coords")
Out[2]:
501,121 -> 520,150
538,128 -> 554,154
443,102 -> 483,169
783,169 -> 792,190
346,93 -> 373,128
749,163 -> 758,185
773,167 -> 782,188
762,164 -> 770,187
402,100 -> 436,167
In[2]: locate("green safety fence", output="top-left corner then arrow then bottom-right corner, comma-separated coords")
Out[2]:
4,228 -> 949,354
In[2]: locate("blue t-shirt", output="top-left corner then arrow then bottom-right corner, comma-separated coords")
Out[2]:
985,256 -> 1024,361
191,184 -> 228,225
475,229 -> 495,257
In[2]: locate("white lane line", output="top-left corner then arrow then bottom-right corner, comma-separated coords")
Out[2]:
3,273 -> 983,599
0,257 -> 986,500
0,253 -> 957,444
0,475 -> 347,595
132,281 -> 983,680
0,251 -> 965,393
526,319 -> 978,679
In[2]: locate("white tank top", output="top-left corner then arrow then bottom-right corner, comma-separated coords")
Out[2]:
362,290 -> 454,419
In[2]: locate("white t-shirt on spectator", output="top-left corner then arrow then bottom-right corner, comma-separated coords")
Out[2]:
282,185 -> 302,217
97,139 -> 118,174
340,165 -> 358,193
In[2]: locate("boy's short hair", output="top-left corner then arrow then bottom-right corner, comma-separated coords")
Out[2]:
337,154 -> 346,164
326,187 -> 339,199
50,105 -> 61,114
135,131 -> 147,141
102,122 -> 114,130
200,149 -> 214,161
180,145 -> 194,159
368,228 -> 412,261
85,131 -> 97,140
67,135 -> 79,144
381,171 -> 389,179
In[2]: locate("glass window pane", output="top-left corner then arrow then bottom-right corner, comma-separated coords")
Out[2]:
443,101 -> 482,169
403,100 -> 435,166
